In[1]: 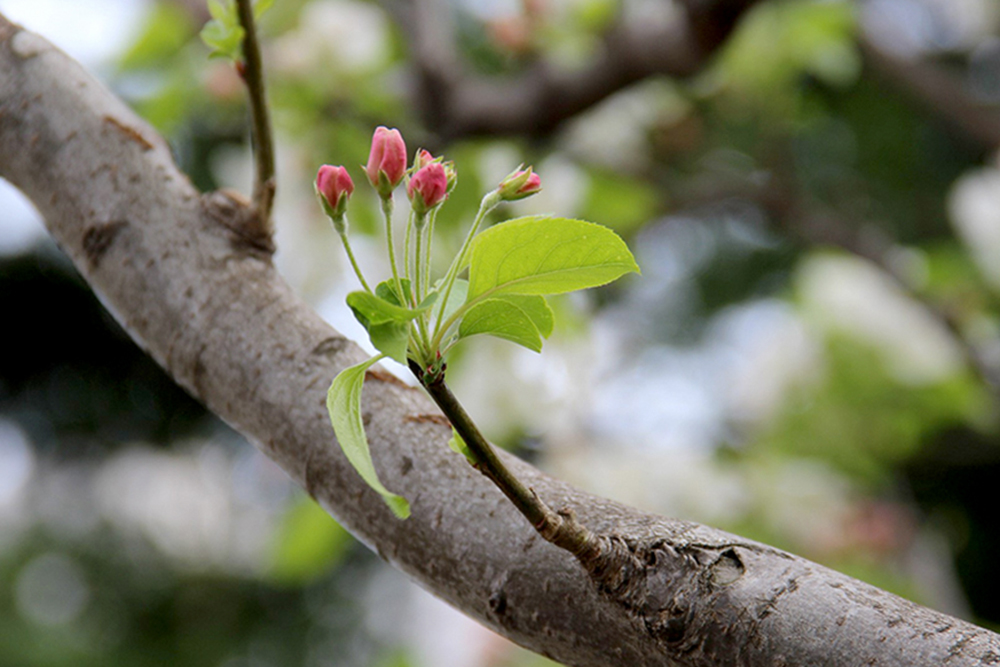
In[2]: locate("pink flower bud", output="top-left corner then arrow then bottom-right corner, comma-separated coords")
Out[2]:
414,148 -> 436,171
315,165 -> 354,227
407,162 -> 449,216
497,167 -> 541,201
365,126 -> 407,198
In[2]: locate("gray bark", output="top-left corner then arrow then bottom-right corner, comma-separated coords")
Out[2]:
1,15 -> 998,667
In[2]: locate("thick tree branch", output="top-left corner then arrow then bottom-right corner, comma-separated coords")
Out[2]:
398,0 -> 763,140
1,16 -> 999,667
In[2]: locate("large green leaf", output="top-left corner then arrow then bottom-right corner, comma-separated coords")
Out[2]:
327,357 -> 410,519
459,299 -> 543,352
467,216 -> 639,299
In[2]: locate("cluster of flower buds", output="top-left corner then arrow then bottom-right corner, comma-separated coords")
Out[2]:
408,149 -> 457,218
315,126 -> 542,226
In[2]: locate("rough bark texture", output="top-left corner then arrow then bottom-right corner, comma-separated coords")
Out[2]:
1,16 -> 999,667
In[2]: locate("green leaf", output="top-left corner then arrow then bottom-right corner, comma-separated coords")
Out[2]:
253,0 -> 275,19
496,294 -> 554,338
375,278 -> 411,306
200,0 -> 272,61
347,290 -> 430,326
200,19 -> 244,60
368,321 -> 410,364
458,299 -> 543,352
207,0 -> 232,22
467,216 -> 639,299
448,429 -> 476,465
439,278 -> 469,324
327,357 -> 411,519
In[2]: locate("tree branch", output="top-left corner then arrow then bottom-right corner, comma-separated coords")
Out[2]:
860,33 -> 1000,149
1,15 -> 998,667
398,0 -> 764,140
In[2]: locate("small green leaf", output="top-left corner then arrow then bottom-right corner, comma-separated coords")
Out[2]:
368,321 -> 410,364
448,428 -> 477,465
200,20 -> 244,60
347,291 -> 430,326
467,216 -> 639,299
327,357 -> 410,519
375,278 -> 412,307
253,0 -> 275,19
207,0 -> 232,22
458,299 -> 543,352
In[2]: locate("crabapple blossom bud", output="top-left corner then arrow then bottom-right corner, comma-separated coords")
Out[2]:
408,162 -> 448,217
414,148 -> 458,195
497,167 -> 541,201
315,165 -> 354,231
365,126 -> 407,198
414,148 -> 436,170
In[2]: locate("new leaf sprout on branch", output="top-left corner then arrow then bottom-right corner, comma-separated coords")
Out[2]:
317,127 -> 639,553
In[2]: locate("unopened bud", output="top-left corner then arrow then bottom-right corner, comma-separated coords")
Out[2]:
365,126 -> 407,198
408,162 -> 449,217
497,167 -> 541,201
315,164 -> 354,231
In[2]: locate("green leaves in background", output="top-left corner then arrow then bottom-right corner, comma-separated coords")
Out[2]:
200,0 -> 274,61
327,356 -> 411,519
268,496 -> 353,585
467,216 -> 639,299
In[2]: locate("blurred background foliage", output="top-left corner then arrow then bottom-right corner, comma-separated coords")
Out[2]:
2,0 -> 1000,664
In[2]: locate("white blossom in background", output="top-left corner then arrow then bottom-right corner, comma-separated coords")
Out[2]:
949,164 -> 1000,289
271,0 -> 390,75
721,299 -> 820,426
93,443 -> 288,573
564,80 -> 688,172
797,253 -> 964,385
862,0 -> 999,56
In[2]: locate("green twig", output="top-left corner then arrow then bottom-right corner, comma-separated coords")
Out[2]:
235,0 -> 275,228
416,367 -> 603,563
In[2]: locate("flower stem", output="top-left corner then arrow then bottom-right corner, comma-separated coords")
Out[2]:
381,197 -> 405,304
423,208 -> 437,304
432,191 -> 500,339
338,226 -> 371,293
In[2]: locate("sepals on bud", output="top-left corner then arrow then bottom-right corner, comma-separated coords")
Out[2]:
365,127 -> 408,198
497,166 -> 541,202
408,162 -> 449,217
315,164 -> 354,232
